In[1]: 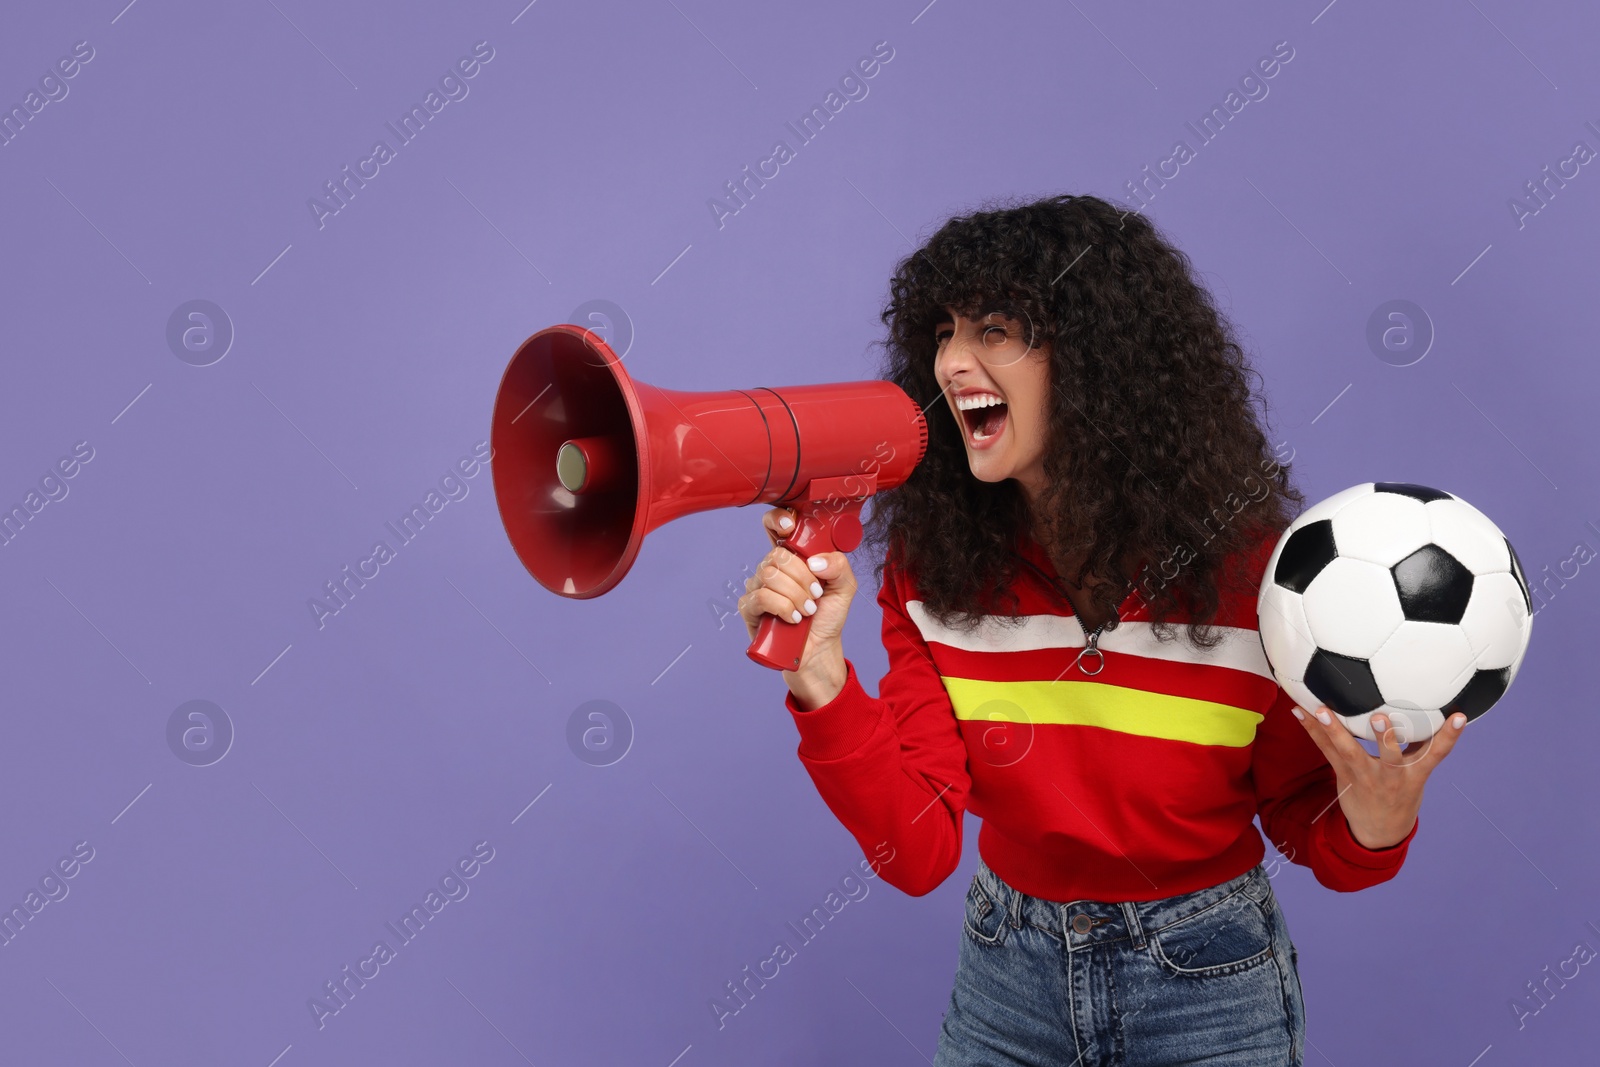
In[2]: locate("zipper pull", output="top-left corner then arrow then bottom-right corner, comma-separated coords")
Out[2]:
1075,623 -> 1107,676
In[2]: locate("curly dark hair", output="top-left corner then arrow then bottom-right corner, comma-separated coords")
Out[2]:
858,193 -> 1304,652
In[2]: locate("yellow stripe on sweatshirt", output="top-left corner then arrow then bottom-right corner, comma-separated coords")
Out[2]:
941,677 -> 1265,748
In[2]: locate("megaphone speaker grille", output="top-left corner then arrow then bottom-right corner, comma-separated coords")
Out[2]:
490,325 -> 646,598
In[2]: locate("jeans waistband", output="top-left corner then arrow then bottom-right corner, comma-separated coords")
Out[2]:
972,857 -> 1272,951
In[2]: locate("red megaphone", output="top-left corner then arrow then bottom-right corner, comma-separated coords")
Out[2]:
489,324 -> 928,671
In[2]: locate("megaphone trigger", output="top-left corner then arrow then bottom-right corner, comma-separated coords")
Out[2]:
747,488 -> 872,672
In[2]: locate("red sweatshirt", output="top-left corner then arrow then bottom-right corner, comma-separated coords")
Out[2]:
784,526 -> 1417,902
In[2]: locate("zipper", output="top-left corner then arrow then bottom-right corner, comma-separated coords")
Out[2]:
1075,621 -> 1108,676
1013,550 -> 1120,676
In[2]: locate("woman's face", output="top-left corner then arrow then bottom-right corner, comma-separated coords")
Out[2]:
933,306 -> 1052,499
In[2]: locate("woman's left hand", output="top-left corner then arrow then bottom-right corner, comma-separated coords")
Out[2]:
1292,704 -> 1468,850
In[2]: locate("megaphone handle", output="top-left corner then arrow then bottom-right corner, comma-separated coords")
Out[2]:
746,498 -> 864,672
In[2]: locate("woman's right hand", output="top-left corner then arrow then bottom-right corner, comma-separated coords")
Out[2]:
737,506 -> 857,702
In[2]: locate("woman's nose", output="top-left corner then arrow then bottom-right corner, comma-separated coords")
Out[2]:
939,332 -> 981,373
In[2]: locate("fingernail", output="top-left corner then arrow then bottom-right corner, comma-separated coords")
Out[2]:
1372,716 -> 1388,733
1314,709 -> 1331,725
808,556 -> 826,572
1452,714 -> 1466,730
810,581 -> 823,598
1289,706 -> 1304,720
790,609 -> 801,623
778,516 -> 793,530
803,599 -> 816,615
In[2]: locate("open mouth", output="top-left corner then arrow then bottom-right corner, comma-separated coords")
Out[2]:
958,396 -> 1009,446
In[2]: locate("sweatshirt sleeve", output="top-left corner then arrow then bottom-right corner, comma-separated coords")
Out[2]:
1251,684 -> 1418,891
783,560 -> 973,897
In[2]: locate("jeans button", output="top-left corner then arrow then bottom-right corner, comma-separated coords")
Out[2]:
1071,913 -> 1093,934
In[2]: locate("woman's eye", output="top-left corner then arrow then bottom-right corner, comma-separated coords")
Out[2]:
983,325 -> 1008,343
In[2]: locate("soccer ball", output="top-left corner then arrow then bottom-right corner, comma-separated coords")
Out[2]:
1256,482 -> 1533,743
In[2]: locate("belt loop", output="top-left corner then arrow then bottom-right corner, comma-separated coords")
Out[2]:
1236,863 -> 1261,903
1006,876 -> 1024,929
1120,901 -> 1146,950
1250,862 -> 1271,903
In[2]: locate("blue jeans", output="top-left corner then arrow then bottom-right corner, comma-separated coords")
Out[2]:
934,858 -> 1305,1066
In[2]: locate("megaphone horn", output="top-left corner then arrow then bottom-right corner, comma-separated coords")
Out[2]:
489,324 -> 928,671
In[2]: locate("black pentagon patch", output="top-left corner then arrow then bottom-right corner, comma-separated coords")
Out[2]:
1442,667 -> 1511,723
1374,482 -> 1452,503
1275,520 -> 1336,594
1304,648 -> 1385,718
1505,537 -> 1532,614
1391,544 -> 1475,624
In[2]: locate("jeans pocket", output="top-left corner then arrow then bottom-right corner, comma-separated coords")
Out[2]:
1148,887 -> 1274,978
962,875 -> 1009,947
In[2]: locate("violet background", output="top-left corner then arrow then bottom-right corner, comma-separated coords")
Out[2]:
1,1 -> 1595,1064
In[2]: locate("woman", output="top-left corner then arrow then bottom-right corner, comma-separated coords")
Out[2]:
736,194 -> 1466,1066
